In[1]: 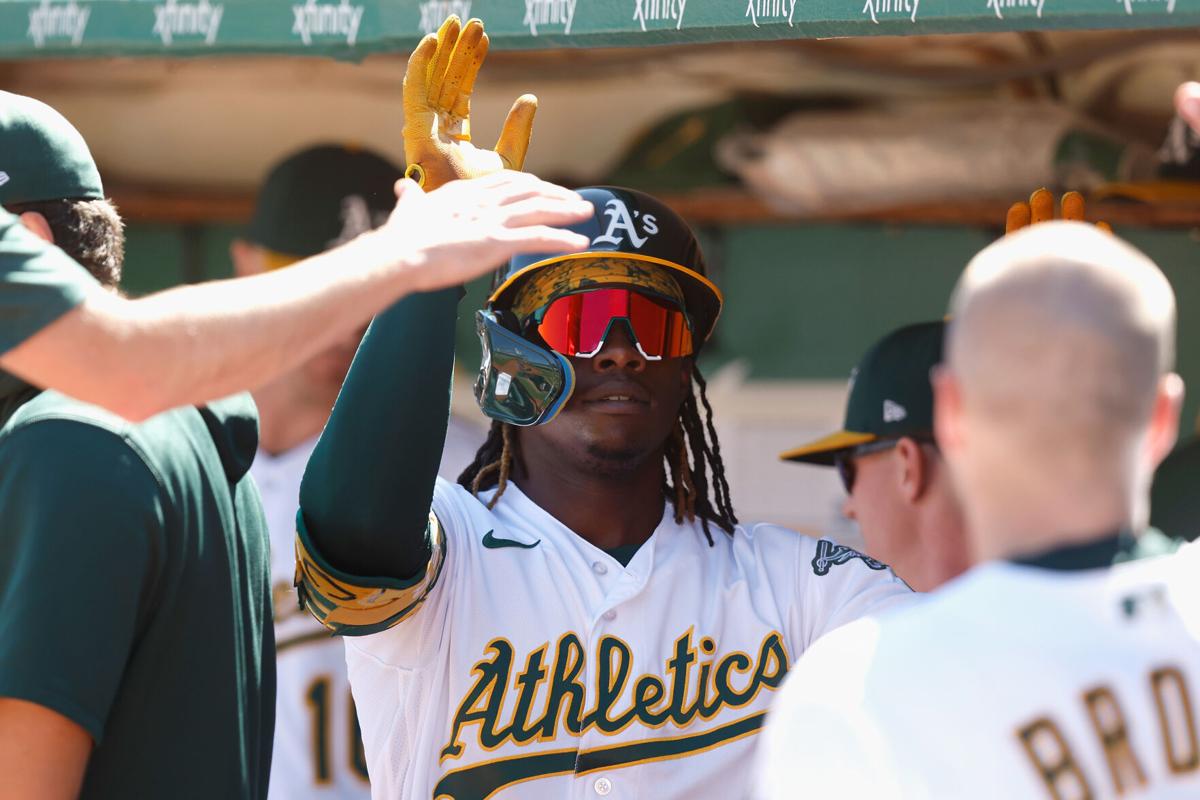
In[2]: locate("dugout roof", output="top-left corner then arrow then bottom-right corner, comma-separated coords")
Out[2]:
0,0 -> 1196,59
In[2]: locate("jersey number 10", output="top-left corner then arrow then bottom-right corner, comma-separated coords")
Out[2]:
306,675 -> 371,785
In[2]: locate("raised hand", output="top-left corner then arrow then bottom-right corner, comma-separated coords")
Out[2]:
378,171 -> 591,291
1005,188 -> 1112,235
402,16 -> 537,191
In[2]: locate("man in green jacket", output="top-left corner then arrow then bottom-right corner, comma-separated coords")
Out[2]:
0,91 -> 588,799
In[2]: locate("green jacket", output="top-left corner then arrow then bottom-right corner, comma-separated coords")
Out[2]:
0,387 -> 274,799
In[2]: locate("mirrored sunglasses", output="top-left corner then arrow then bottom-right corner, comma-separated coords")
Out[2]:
528,287 -> 694,361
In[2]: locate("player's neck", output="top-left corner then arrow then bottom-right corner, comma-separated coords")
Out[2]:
512,451 -> 668,550
966,489 -> 1140,565
252,376 -> 334,457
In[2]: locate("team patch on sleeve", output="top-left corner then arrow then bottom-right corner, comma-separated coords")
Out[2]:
811,539 -> 888,576
293,512 -> 446,637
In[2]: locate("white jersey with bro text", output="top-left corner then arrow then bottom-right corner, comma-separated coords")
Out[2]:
345,477 -> 913,800
757,543 -> 1200,800
262,418 -> 485,800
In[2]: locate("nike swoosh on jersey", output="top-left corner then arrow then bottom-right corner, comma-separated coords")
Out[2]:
481,530 -> 541,550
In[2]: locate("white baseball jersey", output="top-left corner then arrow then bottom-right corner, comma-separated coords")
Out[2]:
756,543 -> 1200,800
261,419 -> 485,800
343,477 -> 912,799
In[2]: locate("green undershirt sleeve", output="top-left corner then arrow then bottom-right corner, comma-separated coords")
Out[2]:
299,287 -> 460,581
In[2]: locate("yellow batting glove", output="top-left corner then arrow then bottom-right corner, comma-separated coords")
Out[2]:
402,15 -> 537,191
1005,188 -> 1112,235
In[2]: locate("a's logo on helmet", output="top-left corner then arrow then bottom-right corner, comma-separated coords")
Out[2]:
593,198 -> 658,250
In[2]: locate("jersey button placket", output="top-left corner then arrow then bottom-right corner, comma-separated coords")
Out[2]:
594,776 -> 613,796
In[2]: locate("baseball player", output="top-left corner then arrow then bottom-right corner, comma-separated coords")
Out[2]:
294,17 -> 912,798
0,94 -> 581,421
236,144 -> 483,799
756,220 -> 1198,800
0,92 -> 590,799
780,320 -> 968,591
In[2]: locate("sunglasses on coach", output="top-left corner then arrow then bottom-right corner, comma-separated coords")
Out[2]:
834,434 -> 939,495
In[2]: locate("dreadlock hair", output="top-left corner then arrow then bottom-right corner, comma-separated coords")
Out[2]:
457,363 -> 738,545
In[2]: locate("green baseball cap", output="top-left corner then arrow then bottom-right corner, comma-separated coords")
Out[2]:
0,91 -> 104,206
246,144 -> 403,259
781,320 -> 945,465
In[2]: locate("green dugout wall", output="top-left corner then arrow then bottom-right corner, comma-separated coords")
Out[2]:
120,220 -> 1200,430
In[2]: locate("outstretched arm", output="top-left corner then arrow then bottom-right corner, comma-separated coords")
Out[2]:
1,173 -> 584,421
295,15 -> 550,634
299,285 -> 459,580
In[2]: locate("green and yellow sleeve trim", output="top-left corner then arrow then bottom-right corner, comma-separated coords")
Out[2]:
293,510 -> 447,637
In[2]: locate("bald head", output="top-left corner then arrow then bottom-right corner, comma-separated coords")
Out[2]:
938,222 -> 1181,554
949,223 -> 1174,450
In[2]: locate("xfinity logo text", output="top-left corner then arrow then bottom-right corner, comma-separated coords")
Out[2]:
27,0 -> 90,48
524,0 -> 576,36
154,0 -> 224,46
1118,0 -> 1176,13
745,0 -> 797,27
419,0 -> 472,34
633,0 -> 687,30
986,0 -> 1045,19
862,0 -> 920,23
292,0 -> 364,46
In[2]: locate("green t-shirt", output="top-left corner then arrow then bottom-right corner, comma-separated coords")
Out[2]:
0,387 -> 275,799
0,207 -> 96,354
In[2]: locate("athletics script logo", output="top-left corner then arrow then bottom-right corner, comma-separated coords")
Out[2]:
419,0 -> 472,34
524,0 -> 577,35
27,0 -> 90,48
434,629 -> 789,798
292,0 -> 364,46
633,0 -> 687,31
862,0 -> 920,23
154,0 -> 223,46
745,0 -> 797,27
986,0 -> 1046,19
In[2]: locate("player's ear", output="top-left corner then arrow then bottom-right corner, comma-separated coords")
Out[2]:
895,437 -> 928,503
1146,373 -> 1184,469
17,211 -> 54,245
932,364 -> 964,457
230,239 -> 265,278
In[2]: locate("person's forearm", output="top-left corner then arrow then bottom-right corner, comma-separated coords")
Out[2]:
0,230 -> 419,420
300,287 -> 459,580
1,171 -> 591,420
0,698 -> 91,800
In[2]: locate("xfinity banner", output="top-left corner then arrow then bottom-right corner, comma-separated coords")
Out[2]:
1,0 -> 1195,58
